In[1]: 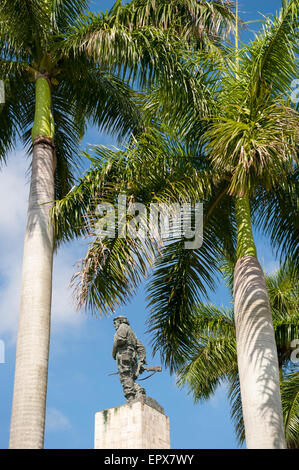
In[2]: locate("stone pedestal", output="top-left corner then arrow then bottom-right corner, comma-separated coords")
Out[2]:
94,396 -> 170,449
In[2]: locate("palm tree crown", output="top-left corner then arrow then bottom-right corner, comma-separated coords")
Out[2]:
0,0 -> 146,198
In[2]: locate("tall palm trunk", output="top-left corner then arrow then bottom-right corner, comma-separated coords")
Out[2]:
9,77 -> 55,449
233,196 -> 286,448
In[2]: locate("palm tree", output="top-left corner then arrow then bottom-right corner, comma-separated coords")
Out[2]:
1,0 -> 145,449
1,0 -> 235,450
145,0 -> 298,447
199,0 -> 298,448
0,0 -> 190,449
52,0 -> 298,449
176,259 -> 299,448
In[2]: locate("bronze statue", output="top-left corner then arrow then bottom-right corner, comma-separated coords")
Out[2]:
111,316 -> 163,402
112,316 -> 147,402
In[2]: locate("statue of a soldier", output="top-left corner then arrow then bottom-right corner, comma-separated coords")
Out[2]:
112,316 -> 147,402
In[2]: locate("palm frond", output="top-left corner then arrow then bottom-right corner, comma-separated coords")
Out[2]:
192,302 -> 235,334
112,0 -> 235,39
252,169 -> 299,264
71,231 -> 158,316
267,259 -> 299,365
0,63 -> 33,164
218,254 -> 236,295
52,144 -> 129,246
227,373 -> 245,446
52,147 -> 158,314
142,49 -> 224,140
244,0 -> 299,101
176,304 -> 236,400
267,257 -> 299,315
147,239 -> 218,371
50,0 -> 89,31
0,0 -> 53,58
60,55 -> 145,140
204,102 -> 298,196
147,196 -> 236,372
61,12 -> 190,90
281,367 -> 299,448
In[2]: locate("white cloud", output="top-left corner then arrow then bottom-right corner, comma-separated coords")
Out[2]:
0,150 -> 86,344
46,408 -> 71,432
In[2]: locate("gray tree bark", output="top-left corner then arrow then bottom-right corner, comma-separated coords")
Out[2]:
9,137 -> 55,448
234,256 -> 286,449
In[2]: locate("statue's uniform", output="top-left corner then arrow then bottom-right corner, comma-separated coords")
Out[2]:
112,323 -> 146,400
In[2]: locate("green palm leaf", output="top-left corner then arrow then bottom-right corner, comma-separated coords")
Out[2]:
244,0 -> 299,100
176,304 -> 236,400
252,171 -> 299,265
227,373 -> 245,445
282,368 -> 299,448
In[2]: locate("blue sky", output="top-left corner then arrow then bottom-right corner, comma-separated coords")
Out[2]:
0,0 -> 284,449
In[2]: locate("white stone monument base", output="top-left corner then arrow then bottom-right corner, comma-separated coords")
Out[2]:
94,396 -> 170,449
